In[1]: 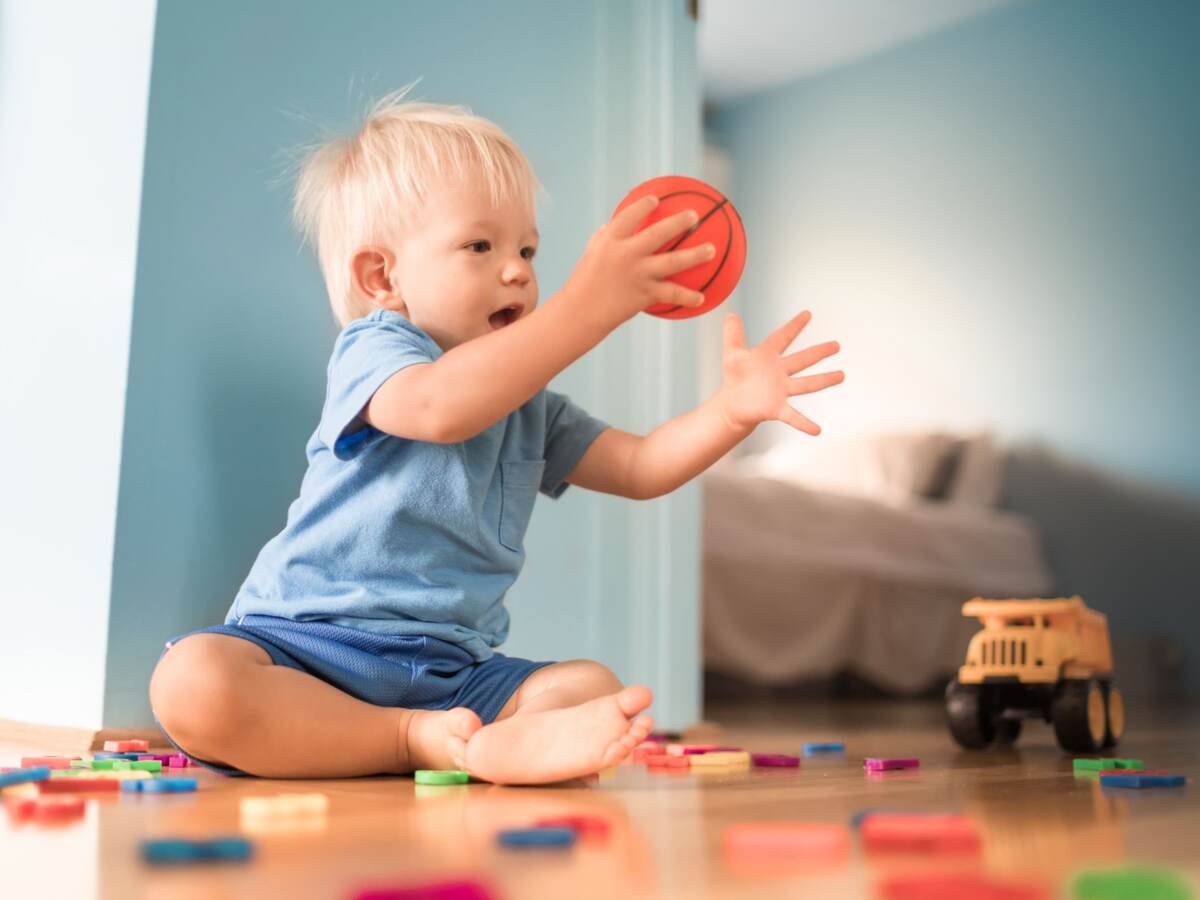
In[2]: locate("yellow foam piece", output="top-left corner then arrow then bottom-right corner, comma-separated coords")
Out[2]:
689,751 -> 751,767
240,793 -> 328,821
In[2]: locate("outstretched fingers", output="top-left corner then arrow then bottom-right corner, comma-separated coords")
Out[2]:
784,340 -> 841,374
787,370 -> 846,396
765,309 -> 813,355
779,404 -> 821,436
722,313 -> 746,353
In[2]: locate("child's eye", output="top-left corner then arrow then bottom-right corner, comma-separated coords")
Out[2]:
466,240 -> 491,253
521,246 -> 537,260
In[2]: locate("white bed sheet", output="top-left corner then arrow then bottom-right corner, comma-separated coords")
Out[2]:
701,463 -> 1055,693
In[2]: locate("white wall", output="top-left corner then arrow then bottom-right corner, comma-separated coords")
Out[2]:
0,0 -> 156,727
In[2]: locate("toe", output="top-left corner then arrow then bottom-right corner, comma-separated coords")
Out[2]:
449,707 -> 483,740
614,685 -> 653,718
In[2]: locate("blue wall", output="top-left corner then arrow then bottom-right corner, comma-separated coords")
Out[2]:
707,0 -> 1200,495
107,0 -> 702,727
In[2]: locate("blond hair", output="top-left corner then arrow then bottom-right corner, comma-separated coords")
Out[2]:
291,84 -> 541,326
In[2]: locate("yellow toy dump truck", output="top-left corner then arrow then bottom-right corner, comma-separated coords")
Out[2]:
946,595 -> 1124,753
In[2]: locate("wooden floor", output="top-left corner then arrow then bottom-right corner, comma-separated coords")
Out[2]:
2,698 -> 1197,900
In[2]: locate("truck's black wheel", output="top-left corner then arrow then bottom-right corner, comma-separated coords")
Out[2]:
946,680 -> 994,749
1102,682 -> 1125,748
1052,678 -> 1106,752
994,718 -> 1023,744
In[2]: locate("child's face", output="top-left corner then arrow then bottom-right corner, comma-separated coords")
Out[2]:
387,175 -> 539,352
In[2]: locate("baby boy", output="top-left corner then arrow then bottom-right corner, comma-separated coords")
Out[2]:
149,90 -> 844,784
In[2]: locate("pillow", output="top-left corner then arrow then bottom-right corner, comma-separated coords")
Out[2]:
946,430 -> 1004,508
751,429 -> 964,503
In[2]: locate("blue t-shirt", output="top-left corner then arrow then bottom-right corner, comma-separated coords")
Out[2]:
227,309 -> 609,661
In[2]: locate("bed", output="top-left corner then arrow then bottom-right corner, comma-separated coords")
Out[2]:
701,431 -> 1055,694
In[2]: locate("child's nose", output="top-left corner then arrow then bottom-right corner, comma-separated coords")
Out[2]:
502,261 -> 531,285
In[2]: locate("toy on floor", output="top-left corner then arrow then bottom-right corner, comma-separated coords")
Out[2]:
612,175 -> 746,320
140,836 -> 253,864
946,595 -> 1125,753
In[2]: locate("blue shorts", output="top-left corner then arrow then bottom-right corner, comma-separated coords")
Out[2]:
156,614 -> 552,777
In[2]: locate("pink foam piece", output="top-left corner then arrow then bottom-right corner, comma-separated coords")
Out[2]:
864,757 -> 920,772
167,755 -> 190,768
136,754 -> 173,764
751,753 -> 801,768
352,879 -> 496,900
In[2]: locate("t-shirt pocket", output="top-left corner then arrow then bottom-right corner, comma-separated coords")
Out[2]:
498,460 -> 546,552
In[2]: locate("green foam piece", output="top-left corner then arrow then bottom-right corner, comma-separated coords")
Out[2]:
70,760 -> 94,769
1073,758 -> 1143,771
414,769 -> 469,785
1071,866 -> 1192,900
91,759 -> 117,770
130,760 -> 162,772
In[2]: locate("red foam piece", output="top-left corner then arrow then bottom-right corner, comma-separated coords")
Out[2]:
20,757 -> 78,770
38,778 -> 120,794
878,872 -> 1050,900
534,815 -> 611,840
103,739 -> 150,753
861,814 -> 981,854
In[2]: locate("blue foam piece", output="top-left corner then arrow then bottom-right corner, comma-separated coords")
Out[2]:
141,836 -> 253,864
497,827 -> 577,848
802,742 -> 845,755
1100,773 -> 1186,789
139,777 -> 199,794
94,751 -> 143,761
0,767 -> 51,789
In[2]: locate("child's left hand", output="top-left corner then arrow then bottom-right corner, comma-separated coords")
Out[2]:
717,310 -> 844,435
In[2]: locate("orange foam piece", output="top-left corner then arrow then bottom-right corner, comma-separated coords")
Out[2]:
861,814 -> 981,854
722,822 -> 849,859
102,739 -> 150,753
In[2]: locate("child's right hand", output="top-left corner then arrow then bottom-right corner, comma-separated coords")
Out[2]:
565,195 -> 716,326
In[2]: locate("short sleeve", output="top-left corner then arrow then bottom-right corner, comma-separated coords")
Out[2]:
540,390 -> 609,499
317,312 -> 440,460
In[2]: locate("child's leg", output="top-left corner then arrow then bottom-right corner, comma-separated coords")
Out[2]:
464,660 -> 654,785
149,633 -> 481,778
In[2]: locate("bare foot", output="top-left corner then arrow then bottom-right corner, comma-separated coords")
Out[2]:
464,685 -> 654,785
403,707 -> 482,772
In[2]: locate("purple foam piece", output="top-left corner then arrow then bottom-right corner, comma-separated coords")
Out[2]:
751,753 -> 801,768
863,757 -> 920,771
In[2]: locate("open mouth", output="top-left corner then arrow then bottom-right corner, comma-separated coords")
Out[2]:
488,303 -> 524,330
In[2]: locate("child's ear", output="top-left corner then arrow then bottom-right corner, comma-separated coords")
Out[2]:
350,246 -> 405,313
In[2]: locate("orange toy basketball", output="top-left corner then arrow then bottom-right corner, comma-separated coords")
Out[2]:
613,175 -> 747,319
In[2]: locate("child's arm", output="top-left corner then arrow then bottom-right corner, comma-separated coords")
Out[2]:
365,197 -> 715,444
566,310 -> 844,499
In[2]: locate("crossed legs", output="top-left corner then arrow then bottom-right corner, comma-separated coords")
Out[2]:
149,634 -> 653,783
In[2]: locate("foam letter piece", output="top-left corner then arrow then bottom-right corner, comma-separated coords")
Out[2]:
497,827 -> 577,849
722,822 -> 849,859
140,836 -> 253,864
864,758 -> 920,772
